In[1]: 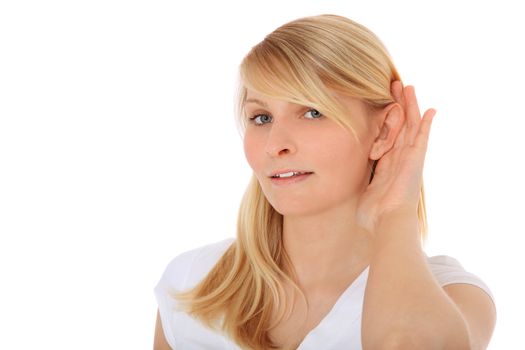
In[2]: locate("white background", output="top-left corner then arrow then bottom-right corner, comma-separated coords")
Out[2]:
1,0 -> 523,349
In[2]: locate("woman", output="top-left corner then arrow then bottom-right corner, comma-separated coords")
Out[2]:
154,14 -> 496,349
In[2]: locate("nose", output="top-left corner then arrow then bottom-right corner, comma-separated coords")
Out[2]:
264,121 -> 297,158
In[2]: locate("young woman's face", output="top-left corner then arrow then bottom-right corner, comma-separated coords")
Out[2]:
243,89 -> 378,217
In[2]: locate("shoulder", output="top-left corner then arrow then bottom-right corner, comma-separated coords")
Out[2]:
157,237 -> 236,291
425,254 -> 497,349
153,237 -> 237,349
425,253 -> 495,303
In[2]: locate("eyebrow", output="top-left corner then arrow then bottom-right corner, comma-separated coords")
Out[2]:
244,98 -> 269,108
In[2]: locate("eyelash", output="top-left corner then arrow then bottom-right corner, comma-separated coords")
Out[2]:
248,109 -> 323,126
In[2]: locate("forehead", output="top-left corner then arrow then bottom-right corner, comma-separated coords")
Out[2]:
244,90 -> 305,112
244,94 -> 270,108
245,89 -> 283,104
244,88 -> 367,113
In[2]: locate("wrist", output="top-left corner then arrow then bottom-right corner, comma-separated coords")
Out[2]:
377,206 -> 418,225
375,207 -> 420,239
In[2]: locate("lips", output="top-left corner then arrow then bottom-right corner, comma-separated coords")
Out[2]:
269,171 -> 313,185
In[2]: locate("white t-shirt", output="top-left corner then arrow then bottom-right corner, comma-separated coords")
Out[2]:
154,238 -> 495,350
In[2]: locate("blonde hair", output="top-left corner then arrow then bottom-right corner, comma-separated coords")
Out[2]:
174,14 -> 429,349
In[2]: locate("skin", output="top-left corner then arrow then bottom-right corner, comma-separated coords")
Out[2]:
242,87 -> 406,286
153,311 -> 170,350
153,82 -> 496,349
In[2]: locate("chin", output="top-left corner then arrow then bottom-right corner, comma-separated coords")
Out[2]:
268,200 -> 323,217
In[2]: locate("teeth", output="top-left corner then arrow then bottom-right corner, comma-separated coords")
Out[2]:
277,171 -> 296,178
274,171 -> 307,178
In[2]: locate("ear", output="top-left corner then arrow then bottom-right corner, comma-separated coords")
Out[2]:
369,103 -> 404,161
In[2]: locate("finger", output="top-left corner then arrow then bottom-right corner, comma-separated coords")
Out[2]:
412,108 -> 436,149
404,86 -> 422,145
391,80 -> 403,103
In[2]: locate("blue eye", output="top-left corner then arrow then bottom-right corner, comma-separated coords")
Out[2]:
304,109 -> 323,119
248,109 -> 323,126
249,114 -> 272,126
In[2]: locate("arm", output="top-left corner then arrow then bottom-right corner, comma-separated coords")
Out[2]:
154,309 -> 172,350
358,83 -> 495,348
443,283 -> 497,350
362,211 -> 472,349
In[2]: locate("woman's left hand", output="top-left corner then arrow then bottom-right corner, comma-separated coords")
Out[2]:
355,81 -> 436,233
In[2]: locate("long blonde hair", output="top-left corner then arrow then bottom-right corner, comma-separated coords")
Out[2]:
174,14 -> 429,349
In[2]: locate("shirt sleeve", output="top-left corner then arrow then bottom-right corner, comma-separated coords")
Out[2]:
153,238 -> 236,348
154,249 -> 199,349
426,254 -> 495,305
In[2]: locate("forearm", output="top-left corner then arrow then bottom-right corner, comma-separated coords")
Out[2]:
362,210 -> 471,349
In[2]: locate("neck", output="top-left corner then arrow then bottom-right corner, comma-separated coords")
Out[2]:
282,201 -> 373,288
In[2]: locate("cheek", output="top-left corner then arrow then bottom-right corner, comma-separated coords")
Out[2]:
315,135 -> 368,178
243,133 -> 262,171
